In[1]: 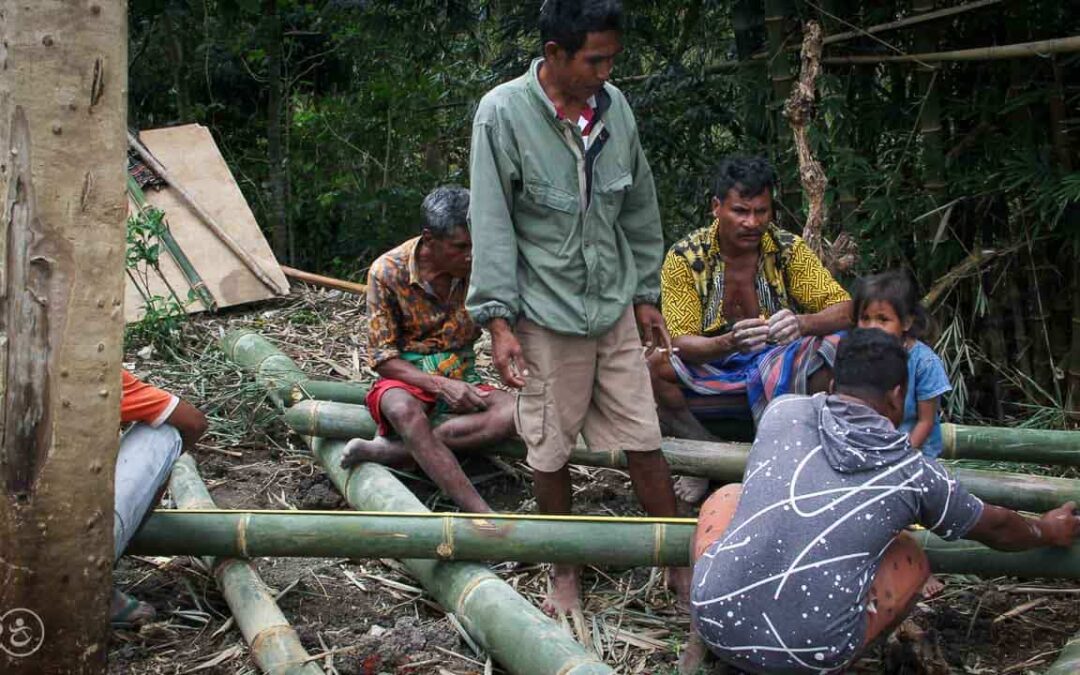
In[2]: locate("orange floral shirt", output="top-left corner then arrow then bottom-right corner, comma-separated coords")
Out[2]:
366,237 -> 481,368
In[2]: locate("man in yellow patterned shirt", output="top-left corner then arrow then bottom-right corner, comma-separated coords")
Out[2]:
650,156 -> 852,502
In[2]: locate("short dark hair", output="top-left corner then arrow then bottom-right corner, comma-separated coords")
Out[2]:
711,156 -> 777,202
851,270 -> 928,338
421,185 -> 469,237
539,0 -> 623,56
834,328 -> 908,396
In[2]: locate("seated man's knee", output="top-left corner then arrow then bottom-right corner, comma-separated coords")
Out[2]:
382,394 -> 430,435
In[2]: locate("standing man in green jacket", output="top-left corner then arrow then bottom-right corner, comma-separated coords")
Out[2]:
467,0 -> 688,625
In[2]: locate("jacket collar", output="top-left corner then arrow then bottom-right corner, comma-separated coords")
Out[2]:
526,57 -> 613,129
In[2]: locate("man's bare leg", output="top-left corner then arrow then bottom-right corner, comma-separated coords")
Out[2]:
647,354 -> 717,504
341,391 -> 515,469
376,389 -> 492,513
626,449 -> 691,606
533,464 -> 582,622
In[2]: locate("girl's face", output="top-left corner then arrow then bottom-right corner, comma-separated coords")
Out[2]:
858,300 -> 911,339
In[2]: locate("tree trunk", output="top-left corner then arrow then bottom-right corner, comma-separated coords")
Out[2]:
912,0 -> 946,227
0,2 -> 127,672
263,0 -> 289,262
764,0 -> 799,223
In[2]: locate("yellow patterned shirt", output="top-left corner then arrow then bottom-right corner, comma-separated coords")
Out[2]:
660,222 -> 850,339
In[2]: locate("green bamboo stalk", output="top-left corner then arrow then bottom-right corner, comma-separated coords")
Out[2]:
129,508 -> 1080,581
282,384 -> 1080,466
127,175 -> 217,311
221,329 -> 611,675
131,510 -> 690,566
168,454 -> 323,675
1046,631 -> 1080,674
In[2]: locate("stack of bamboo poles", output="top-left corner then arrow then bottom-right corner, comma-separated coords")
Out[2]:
220,329 -> 612,675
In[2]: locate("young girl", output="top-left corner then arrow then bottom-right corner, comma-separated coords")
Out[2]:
852,270 -> 952,458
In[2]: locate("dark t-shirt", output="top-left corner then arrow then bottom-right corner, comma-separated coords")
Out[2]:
690,394 -> 983,674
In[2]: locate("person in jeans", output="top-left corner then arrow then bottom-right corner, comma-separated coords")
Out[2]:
112,370 -> 207,626
466,0 -> 688,627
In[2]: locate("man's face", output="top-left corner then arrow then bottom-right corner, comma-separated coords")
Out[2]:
426,226 -> 472,278
712,187 -> 773,254
545,31 -> 622,101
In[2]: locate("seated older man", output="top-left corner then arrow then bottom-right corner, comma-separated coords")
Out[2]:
340,186 -> 515,513
650,156 -> 851,502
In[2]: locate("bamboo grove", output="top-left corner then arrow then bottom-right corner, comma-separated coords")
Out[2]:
127,0 -> 1080,423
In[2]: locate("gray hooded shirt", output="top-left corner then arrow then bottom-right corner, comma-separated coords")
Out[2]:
690,394 -> 983,674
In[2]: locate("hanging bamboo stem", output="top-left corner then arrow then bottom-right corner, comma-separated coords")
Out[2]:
821,0 -> 1002,46
168,454 -> 323,675
128,131 -> 289,295
912,0 -> 946,214
822,35 -> 1080,65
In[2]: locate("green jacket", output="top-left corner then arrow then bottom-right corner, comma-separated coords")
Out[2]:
466,58 -> 663,337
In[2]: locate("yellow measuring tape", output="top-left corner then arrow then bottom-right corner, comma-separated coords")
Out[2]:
158,508 -> 698,525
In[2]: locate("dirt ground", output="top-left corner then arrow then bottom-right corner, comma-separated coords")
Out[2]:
108,288 -> 1080,675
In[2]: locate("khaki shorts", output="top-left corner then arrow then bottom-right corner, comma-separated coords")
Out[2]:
514,306 -> 663,472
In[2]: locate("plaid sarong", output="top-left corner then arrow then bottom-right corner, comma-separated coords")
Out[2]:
669,333 -> 844,422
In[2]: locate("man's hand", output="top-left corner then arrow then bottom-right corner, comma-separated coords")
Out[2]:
488,318 -> 528,389
435,378 -> 490,413
634,303 -> 672,357
767,309 -> 802,345
730,317 -> 770,353
1037,502 -> 1080,547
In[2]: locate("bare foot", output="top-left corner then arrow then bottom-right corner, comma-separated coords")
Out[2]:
340,436 -> 414,469
666,566 -> 692,611
678,633 -> 710,675
542,565 -> 589,646
111,589 -> 156,627
674,476 -> 710,504
921,574 -> 944,599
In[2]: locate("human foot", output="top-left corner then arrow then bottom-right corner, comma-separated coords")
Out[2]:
674,476 -> 710,504
921,575 -> 944,599
111,589 -> 156,628
542,565 -> 589,645
340,436 -> 413,469
678,633 -> 710,675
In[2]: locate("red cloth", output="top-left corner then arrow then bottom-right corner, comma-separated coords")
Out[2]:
365,379 -> 495,437
121,370 -> 177,425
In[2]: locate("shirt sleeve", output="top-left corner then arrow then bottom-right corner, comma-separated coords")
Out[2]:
121,370 -> 179,427
785,238 -> 851,313
916,458 -> 984,541
465,102 -> 522,326
914,344 -> 953,401
366,269 -> 402,369
616,104 -> 664,305
660,251 -> 702,339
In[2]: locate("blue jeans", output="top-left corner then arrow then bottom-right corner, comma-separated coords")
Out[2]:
113,423 -> 182,560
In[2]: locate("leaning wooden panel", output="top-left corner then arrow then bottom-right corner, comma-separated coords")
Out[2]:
124,123 -> 288,322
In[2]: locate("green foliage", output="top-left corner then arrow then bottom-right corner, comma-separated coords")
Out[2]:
125,201 -> 191,351
127,0 -> 1080,425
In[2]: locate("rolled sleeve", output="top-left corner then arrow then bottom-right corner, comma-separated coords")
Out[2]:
786,239 -> 850,313
618,115 -> 663,305
366,274 -> 402,368
660,252 -> 702,339
466,110 -> 521,326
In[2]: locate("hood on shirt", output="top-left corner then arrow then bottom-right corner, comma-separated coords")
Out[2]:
813,393 -> 912,474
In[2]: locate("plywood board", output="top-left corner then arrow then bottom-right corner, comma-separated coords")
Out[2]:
125,124 -> 288,323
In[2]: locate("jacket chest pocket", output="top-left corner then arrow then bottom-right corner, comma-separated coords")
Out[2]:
594,171 -> 632,216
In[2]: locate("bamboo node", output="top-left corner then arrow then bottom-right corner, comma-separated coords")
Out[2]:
437,517 -> 455,558
237,512 -> 251,558
654,524 -> 667,567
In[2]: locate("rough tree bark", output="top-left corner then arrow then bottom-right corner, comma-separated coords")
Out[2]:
784,20 -> 857,275
0,2 -> 127,672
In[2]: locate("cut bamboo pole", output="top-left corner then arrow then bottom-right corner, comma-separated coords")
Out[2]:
128,131 -> 289,296
822,35 -> 1080,65
129,508 -> 1080,582
127,175 -> 218,311
278,380 -> 370,407
221,329 -> 612,675
168,454 -> 323,675
280,396 -> 1080,470
1046,631 -> 1080,674
131,509 -> 692,566
280,265 -> 367,296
